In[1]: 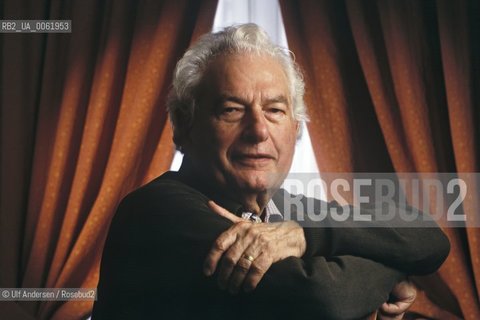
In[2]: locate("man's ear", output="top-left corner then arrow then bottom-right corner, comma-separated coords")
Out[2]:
173,131 -> 186,151
295,121 -> 303,140
172,107 -> 195,151
173,125 -> 194,153
295,121 -> 301,134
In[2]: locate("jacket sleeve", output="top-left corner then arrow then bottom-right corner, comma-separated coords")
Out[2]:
92,188 -> 404,320
273,190 -> 451,275
252,255 -> 404,319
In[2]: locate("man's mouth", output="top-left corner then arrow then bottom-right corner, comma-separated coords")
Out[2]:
232,153 -> 275,167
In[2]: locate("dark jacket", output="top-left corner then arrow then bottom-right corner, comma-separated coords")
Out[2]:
92,171 -> 450,320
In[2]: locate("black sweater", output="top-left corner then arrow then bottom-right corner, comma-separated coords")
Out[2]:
92,171 -> 450,320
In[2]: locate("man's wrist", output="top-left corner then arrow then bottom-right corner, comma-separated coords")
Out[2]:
295,222 -> 307,257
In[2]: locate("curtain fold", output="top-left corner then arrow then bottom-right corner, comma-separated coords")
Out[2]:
437,0 -> 480,304
280,0 -> 479,319
280,0 -> 354,173
0,0 -> 218,319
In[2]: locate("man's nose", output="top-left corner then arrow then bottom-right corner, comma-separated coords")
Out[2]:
242,108 -> 269,143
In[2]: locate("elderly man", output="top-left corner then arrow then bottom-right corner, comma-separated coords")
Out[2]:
92,24 -> 449,319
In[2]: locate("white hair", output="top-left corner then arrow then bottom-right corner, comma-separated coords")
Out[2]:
167,23 -> 308,149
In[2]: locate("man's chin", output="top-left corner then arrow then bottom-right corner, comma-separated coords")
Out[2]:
234,174 -> 282,194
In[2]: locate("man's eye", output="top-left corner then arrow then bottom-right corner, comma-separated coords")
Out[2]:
265,107 -> 287,119
218,106 -> 244,121
223,107 -> 240,114
268,108 -> 284,113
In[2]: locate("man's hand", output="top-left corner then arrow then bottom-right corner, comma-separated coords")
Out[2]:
203,201 -> 306,294
377,280 -> 417,320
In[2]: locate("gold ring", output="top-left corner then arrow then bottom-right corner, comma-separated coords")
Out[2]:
243,254 -> 254,262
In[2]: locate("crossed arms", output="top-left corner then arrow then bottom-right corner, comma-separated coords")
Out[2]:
93,176 -> 450,319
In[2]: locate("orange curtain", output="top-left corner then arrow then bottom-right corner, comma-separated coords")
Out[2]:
281,0 -> 479,319
0,0 -> 217,319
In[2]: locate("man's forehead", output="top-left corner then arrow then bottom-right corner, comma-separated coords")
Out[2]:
201,54 -> 291,99
205,53 -> 287,80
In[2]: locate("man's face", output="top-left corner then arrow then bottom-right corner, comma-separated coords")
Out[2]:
184,53 -> 298,194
